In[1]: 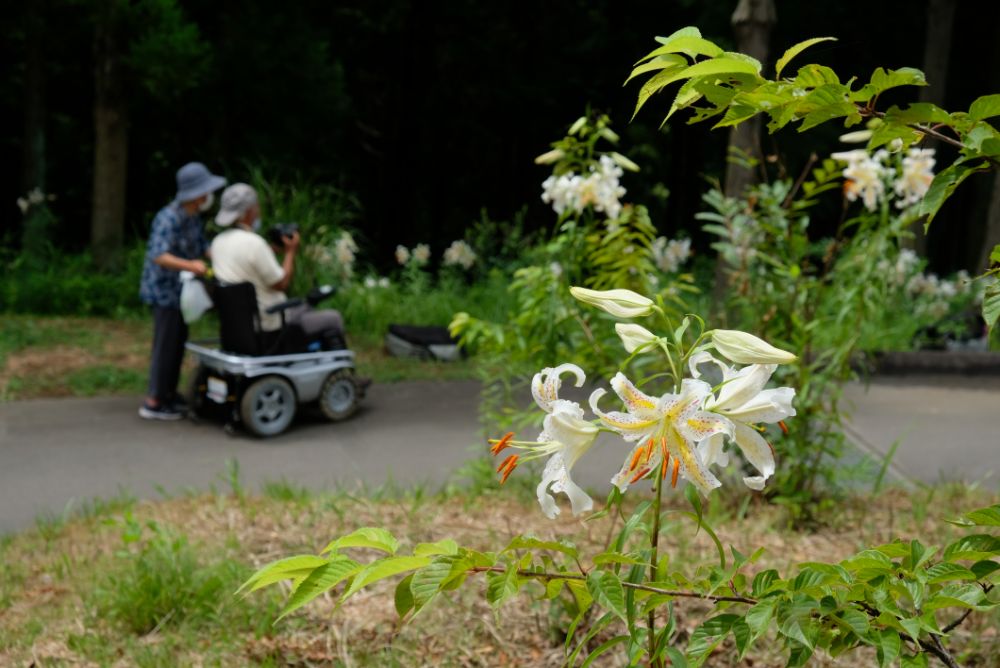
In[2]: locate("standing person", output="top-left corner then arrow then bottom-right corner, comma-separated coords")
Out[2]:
138,162 -> 226,420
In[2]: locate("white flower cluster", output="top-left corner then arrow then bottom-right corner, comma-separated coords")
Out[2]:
363,276 -> 391,289
16,187 -> 54,214
541,155 -> 626,219
651,236 -> 692,273
906,269 -> 974,320
830,147 -> 936,212
334,232 -> 358,277
396,243 -> 430,267
876,248 -> 921,288
442,240 -> 477,269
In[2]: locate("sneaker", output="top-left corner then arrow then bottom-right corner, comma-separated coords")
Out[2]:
169,396 -> 190,414
356,376 -> 373,392
139,401 -> 184,421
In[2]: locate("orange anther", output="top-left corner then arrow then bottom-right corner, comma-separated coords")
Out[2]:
778,421 -> 788,435
660,436 -> 668,460
499,463 -> 517,485
671,458 -> 680,488
490,431 -> 515,455
628,446 -> 643,472
630,467 -> 651,484
660,458 -> 668,480
496,454 -> 517,474
643,437 -> 655,463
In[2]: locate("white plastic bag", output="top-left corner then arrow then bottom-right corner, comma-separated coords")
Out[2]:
179,271 -> 213,323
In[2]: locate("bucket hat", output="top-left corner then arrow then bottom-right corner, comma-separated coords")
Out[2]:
175,162 -> 227,202
215,183 -> 258,226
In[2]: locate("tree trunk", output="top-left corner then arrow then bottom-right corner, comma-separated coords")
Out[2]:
91,0 -> 128,270
714,0 -> 776,306
908,0 -> 956,256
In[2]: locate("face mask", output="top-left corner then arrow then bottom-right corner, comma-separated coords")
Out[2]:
251,217 -> 262,232
198,192 -> 215,212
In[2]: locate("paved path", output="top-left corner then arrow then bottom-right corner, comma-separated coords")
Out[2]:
1,376 -> 998,534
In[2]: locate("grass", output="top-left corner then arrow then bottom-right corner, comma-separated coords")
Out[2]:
0,482 -> 997,667
0,312 -> 479,401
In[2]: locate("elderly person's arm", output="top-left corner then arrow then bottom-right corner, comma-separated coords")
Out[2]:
270,232 -> 300,292
153,253 -> 207,275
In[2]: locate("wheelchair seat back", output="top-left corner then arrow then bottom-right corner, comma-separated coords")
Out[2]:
213,282 -> 306,356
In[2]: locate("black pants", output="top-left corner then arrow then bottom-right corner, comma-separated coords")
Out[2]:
147,305 -> 188,403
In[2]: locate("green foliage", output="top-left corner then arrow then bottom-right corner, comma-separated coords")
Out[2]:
92,514 -> 253,635
242,500 -> 999,667
125,0 -> 212,100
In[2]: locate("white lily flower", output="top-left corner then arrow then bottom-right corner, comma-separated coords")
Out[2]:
412,243 -> 431,265
711,329 -> 797,365
570,287 -> 654,318
615,323 -> 657,353
395,245 -> 410,265
589,373 -> 733,495
689,352 -> 796,490
490,363 -> 598,519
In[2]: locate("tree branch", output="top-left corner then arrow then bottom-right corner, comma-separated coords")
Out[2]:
466,566 -> 758,605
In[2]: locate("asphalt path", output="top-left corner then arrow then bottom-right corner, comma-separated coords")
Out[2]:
1,376 -> 998,534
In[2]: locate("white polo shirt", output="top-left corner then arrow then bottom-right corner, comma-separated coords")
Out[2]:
210,228 -> 287,331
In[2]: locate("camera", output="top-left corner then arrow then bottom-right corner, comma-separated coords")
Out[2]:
267,222 -> 299,246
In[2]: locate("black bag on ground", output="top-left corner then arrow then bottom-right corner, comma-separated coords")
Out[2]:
384,324 -> 461,361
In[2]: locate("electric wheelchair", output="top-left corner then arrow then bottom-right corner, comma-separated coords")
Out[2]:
185,282 -> 365,437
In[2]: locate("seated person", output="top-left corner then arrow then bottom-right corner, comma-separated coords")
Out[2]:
211,183 -> 345,348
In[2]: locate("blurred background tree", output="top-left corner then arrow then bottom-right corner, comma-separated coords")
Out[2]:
2,0 -> 999,274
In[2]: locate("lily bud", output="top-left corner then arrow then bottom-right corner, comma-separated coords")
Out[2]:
534,148 -> 565,165
711,329 -> 797,365
838,130 -> 872,144
568,116 -> 587,135
609,152 -> 640,172
615,323 -> 657,353
570,287 -> 654,318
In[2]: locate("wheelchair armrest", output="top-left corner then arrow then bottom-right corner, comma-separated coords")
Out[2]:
265,298 -> 304,315
306,284 -> 337,307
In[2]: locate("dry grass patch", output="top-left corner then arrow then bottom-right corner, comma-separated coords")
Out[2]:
0,485 -> 997,666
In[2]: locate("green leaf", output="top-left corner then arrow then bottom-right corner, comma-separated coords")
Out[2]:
731,618 -> 752,659
504,535 -> 579,559
322,527 -> 399,555
586,570 -> 627,623
751,569 -> 779,596
687,614 -> 739,665
970,94 -> 1000,121
876,629 -> 901,668
486,564 -> 520,609
744,599 -> 777,639
237,554 -> 330,595
339,555 -> 431,602
654,26 -> 703,45
409,557 -> 461,611
917,160 -> 991,224
394,573 -> 415,617
838,608 -> 870,635
901,651 -> 930,668
924,583 -> 991,611
633,56 -> 761,121
775,37 -> 837,79
279,556 -> 362,619
984,277 -> 1000,330
924,562 -> 977,584
636,35 -> 724,63
580,635 -> 629,668
943,534 -> 1000,562
625,54 -> 687,85
971,559 -> 1000,580
413,539 -> 459,558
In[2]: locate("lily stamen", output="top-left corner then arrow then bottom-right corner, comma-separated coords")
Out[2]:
496,454 -> 518,474
671,458 -> 680,488
778,421 -> 789,435
489,431 -> 515,455
630,467 -> 651,484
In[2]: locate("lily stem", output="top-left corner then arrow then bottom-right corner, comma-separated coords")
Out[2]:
647,474 -> 665,667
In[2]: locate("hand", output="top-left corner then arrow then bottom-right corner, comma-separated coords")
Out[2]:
283,231 -> 301,252
189,259 -> 208,276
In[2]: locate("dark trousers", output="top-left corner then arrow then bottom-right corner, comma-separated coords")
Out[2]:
147,305 -> 188,403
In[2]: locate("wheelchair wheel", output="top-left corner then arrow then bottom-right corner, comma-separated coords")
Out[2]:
319,369 -> 360,421
240,376 -> 297,437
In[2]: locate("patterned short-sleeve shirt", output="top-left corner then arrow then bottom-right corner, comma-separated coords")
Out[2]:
139,202 -> 208,307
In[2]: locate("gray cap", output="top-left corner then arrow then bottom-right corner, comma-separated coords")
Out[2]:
215,183 -> 258,226
175,162 -> 227,202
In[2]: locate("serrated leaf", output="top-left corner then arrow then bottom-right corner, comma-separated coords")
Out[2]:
654,26 -> 702,45
745,599 -> 777,638
625,54 -> 687,85
751,569 -> 779,596
970,94 -> 1000,121
486,564 -> 520,609
394,573 -> 415,617
971,559 -> 1000,580
924,562 -> 977,584
322,527 -> 399,555
876,629 -> 901,667
924,583 -> 990,610
839,608 -> 870,635
917,160 -> 990,224
943,534 -> 1000,562
633,56 -> 760,121
687,614 -> 739,665
504,535 -> 579,559
636,35 -> 724,64
237,554 -> 330,595
586,570 -> 627,622
413,539 -> 459,557
409,557 -> 459,611
984,277 -> 1000,330
775,37 -> 836,79
339,555 -> 431,602
279,556 -> 362,619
